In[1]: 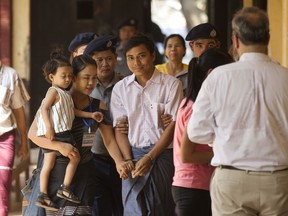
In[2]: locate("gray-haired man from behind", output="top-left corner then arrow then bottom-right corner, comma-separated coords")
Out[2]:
185,6 -> 288,216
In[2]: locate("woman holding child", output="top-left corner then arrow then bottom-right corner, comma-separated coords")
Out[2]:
25,54 -> 131,216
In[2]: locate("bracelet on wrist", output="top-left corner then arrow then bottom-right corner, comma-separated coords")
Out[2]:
144,154 -> 154,163
124,158 -> 132,162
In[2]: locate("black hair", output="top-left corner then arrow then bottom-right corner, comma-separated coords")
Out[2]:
164,34 -> 186,50
183,48 -> 233,107
42,49 -> 70,84
123,33 -> 155,56
71,54 -> 97,76
163,34 -> 186,58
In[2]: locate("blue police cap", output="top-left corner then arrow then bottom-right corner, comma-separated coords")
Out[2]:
83,35 -> 117,55
68,32 -> 98,52
185,23 -> 219,41
117,18 -> 138,30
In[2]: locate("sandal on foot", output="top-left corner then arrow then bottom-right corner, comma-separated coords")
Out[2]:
56,184 -> 80,204
35,192 -> 58,211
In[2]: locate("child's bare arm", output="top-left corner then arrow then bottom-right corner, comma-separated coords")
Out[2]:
91,111 -> 104,122
41,88 -> 58,140
74,109 -> 104,123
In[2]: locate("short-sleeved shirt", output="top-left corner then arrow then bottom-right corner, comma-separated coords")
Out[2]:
110,69 -> 183,148
90,75 -> 118,155
0,63 -> 30,135
155,63 -> 188,75
72,98 -> 111,163
172,99 -> 214,191
156,63 -> 188,94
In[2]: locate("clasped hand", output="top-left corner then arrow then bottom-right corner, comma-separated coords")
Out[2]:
117,155 -> 153,179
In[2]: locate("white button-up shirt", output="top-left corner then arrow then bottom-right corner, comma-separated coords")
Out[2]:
187,53 -> 288,171
0,64 -> 30,135
111,69 -> 183,148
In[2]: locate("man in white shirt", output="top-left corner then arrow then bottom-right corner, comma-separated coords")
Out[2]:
110,34 -> 183,215
185,7 -> 288,215
0,61 -> 30,215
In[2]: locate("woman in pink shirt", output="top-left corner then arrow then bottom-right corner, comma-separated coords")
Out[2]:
172,48 -> 233,216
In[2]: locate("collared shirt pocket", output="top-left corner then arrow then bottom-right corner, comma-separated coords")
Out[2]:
149,102 -> 165,129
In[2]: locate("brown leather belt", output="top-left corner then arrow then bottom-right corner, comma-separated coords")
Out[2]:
218,165 -> 288,173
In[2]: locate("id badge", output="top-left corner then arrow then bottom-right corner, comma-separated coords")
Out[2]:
82,127 -> 95,147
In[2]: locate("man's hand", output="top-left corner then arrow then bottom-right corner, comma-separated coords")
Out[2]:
115,116 -> 129,134
16,140 -> 29,161
131,155 -> 153,178
161,114 -> 172,129
116,160 -> 134,179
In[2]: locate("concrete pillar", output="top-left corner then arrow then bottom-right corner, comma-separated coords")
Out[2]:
12,0 -> 30,80
243,0 -> 253,7
282,0 -> 288,66
268,0 -> 288,67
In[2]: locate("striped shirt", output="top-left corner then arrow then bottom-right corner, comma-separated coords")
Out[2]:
36,86 -> 74,136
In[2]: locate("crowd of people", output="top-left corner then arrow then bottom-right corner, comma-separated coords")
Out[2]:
0,5 -> 288,216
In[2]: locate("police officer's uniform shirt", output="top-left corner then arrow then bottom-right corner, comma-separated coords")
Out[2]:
90,74 -> 119,155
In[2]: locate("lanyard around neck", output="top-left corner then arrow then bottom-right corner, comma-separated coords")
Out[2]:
82,97 -> 93,133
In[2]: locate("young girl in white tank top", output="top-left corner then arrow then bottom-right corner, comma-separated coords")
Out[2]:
35,50 -> 103,211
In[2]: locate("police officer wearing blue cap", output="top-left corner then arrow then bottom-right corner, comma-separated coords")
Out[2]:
186,23 -> 220,57
84,35 -> 116,54
115,18 -> 138,78
84,35 -> 124,216
68,32 -> 98,58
